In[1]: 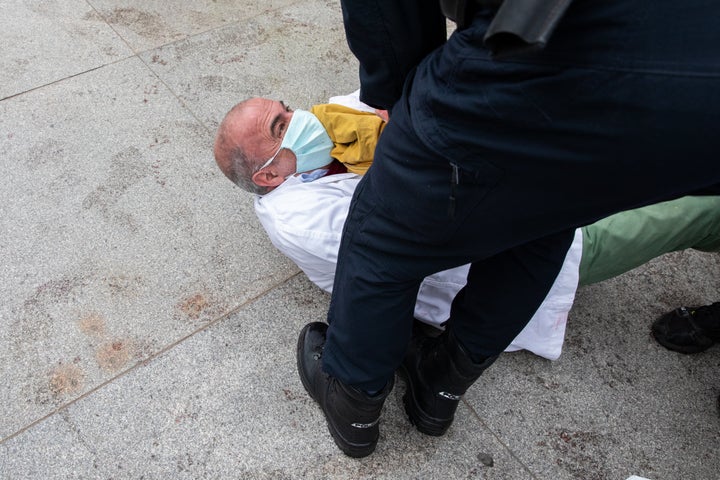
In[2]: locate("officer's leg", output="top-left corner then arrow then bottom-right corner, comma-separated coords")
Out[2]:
296,109 -> 458,458
401,229 -> 574,435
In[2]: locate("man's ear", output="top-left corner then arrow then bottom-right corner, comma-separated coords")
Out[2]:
252,167 -> 285,188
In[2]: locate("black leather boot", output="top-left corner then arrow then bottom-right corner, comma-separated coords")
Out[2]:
297,322 -> 393,458
399,329 -> 497,436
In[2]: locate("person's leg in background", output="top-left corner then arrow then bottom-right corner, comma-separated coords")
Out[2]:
578,196 -> 720,415
579,196 -> 720,286
576,194 -> 720,352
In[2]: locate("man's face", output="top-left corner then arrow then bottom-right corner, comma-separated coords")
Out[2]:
231,97 -> 297,178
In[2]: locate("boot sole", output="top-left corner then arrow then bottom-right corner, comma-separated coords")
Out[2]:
296,327 -> 377,458
398,364 -> 452,436
651,332 -> 715,354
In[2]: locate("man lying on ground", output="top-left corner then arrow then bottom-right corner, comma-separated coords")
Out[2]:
214,92 -> 720,360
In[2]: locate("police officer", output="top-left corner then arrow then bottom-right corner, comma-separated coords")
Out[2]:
296,0 -> 720,457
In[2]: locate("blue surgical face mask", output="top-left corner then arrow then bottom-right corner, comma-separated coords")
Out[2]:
260,109 -> 334,174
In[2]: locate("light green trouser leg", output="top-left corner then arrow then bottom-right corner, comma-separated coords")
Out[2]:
579,196 -> 720,286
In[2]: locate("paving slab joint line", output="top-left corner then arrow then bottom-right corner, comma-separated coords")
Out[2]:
137,56 -> 214,137
0,270 -> 302,446
132,0 -> 318,134
0,60 -> 132,103
1,1 -> 325,105
462,398 -> 540,479
85,0 -> 142,56
88,0 -> 309,58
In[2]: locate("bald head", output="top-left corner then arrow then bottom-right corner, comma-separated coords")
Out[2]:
214,98 -> 296,194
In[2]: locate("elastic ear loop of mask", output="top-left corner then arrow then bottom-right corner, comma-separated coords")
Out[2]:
259,146 -> 283,170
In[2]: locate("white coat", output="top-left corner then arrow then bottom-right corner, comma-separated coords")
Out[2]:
255,173 -> 583,360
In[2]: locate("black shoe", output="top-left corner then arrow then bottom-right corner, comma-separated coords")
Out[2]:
398,330 -> 496,436
651,302 -> 720,354
296,322 -> 392,458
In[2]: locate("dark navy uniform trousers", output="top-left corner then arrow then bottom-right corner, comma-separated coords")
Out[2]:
323,0 -> 720,391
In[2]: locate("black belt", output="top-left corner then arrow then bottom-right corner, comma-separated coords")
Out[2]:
440,0 -> 574,57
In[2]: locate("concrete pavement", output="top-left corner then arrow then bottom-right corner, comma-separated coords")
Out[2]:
1,1 -> 718,478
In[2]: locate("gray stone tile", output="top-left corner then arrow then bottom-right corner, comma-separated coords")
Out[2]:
88,0 -> 299,53
1,277 -> 532,479
0,0 -> 132,99
463,251 -> 720,480
0,56 -> 297,440
0,412 -> 98,480
138,0 -> 360,130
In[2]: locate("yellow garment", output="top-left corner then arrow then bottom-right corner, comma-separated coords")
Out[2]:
311,104 -> 386,175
